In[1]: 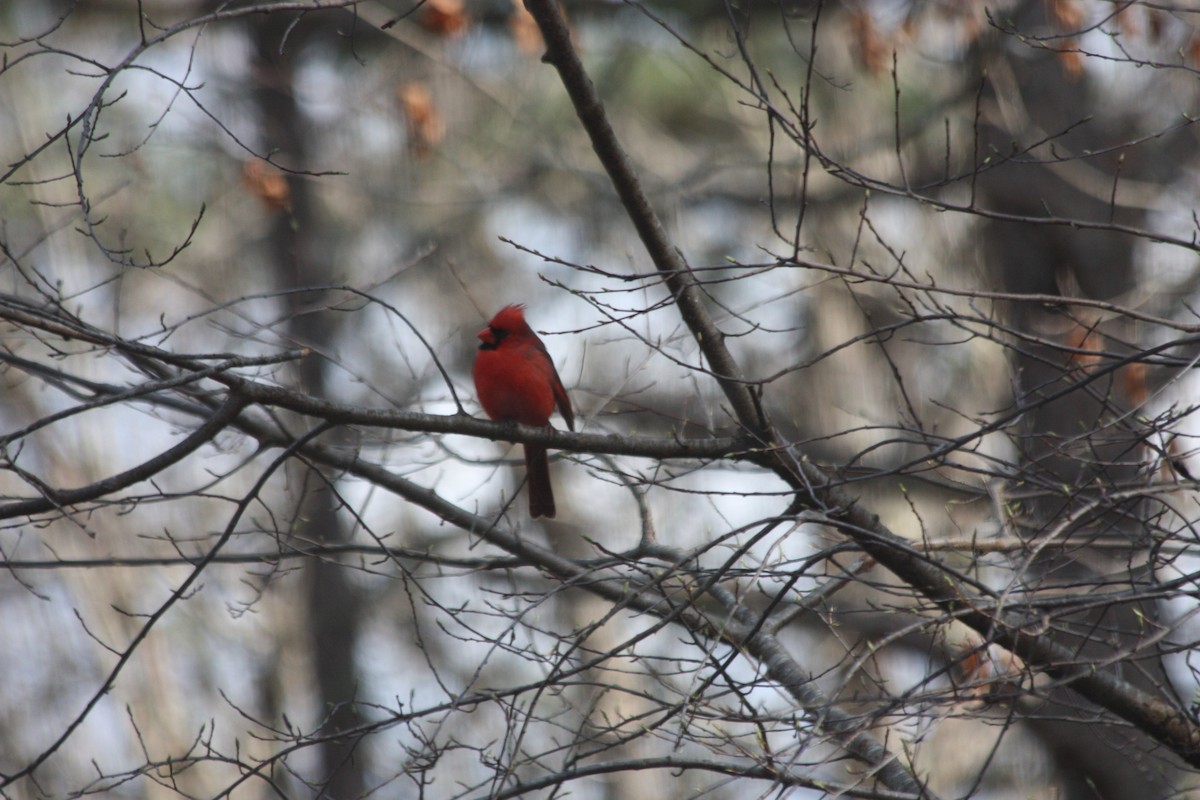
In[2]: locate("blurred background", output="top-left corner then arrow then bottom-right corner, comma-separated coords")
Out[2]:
2,1 -> 1200,798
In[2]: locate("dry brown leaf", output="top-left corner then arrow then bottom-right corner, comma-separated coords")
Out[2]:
241,160 -> 290,212
953,640 -> 1027,703
419,0 -> 470,37
1058,42 -> 1084,81
1065,322 -> 1103,372
1121,359 -> 1148,407
1114,6 -> 1140,39
851,9 -> 889,75
398,81 -> 445,158
1046,0 -> 1084,30
510,0 -> 542,55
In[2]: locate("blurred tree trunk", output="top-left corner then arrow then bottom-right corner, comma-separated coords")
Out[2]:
973,3 -> 1180,797
252,15 -> 365,799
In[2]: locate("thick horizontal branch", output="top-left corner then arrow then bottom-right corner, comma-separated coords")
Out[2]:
0,294 -> 744,461
223,377 -> 747,459
0,543 -> 527,571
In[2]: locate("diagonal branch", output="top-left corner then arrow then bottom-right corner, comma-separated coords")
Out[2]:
521,0 -> 1200,776
523,0 -> 767,441
523,2 -> 933,795
0,392 -> 250,520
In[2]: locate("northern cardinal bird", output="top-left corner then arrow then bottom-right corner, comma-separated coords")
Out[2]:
473,305 -> 575,518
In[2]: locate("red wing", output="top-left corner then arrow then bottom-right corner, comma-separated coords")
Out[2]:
531,335 -> 574,431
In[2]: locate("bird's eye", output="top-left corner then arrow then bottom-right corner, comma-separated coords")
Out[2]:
491,327 -> 508,343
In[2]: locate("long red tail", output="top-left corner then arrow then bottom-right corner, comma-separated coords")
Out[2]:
524,444 -> 556,518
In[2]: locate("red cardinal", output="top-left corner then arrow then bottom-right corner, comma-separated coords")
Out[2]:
473,305 -> 575,518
